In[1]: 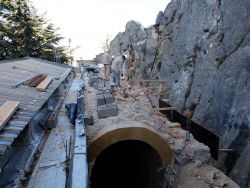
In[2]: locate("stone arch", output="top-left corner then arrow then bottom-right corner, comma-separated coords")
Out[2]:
88,120 -> 173,167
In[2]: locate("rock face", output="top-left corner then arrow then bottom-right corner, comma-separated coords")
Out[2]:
109,0 -> 250,187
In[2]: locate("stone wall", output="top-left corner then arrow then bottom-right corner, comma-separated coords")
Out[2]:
109,0 -> 250,187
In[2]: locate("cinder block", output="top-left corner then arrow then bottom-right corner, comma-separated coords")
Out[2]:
96,90 -> 110,95
97,105 -> 109,118
104,82 -> 111,90
104,93 -> 114,104
88,72 -> 94,76
97,104 -> 118,119
84,111 -> 94,125
90,76 -> 99,82
96,94 -> 105,106
110,83 -> 115,92
93,82 -> 98,89
46,113 -> 58,128
106,104 -> 118,116
97,103 -> 118,119
98,81 -> 105,89
88,76 -> 99,87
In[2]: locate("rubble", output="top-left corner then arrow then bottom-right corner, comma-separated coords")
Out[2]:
84,74 -> 239,188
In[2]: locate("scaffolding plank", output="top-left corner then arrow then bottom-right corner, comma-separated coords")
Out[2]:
0,101 -> 20,131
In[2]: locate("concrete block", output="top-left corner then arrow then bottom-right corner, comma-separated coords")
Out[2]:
104,82 -> 111,90
93,82 -> 98,90
97,104 -> 118,119
98,81 -> 105,89
110,83 -> 115,92
88,76 -> 99,87
97,105 -> 109,118
90,75 -> 99,82
104,93 -> 114,104
106,104 -> 118,116
96,90 -> 110,95
96,94 -> 105,106
46,113 -> 58,129
84,111 -> 94,125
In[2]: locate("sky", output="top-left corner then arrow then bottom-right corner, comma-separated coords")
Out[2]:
31,0 -> 170,61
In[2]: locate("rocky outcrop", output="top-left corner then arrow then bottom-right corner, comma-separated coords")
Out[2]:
109,0 -> 250,187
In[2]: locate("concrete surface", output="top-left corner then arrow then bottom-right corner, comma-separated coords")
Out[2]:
27,78 -> 80,188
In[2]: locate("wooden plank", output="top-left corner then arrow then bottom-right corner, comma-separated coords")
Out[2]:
161,99 -> 170,102
153,91 -> 169,96
154,107 -> 176,111
36,76 -> 53,92
115,97 -> 129,102
140,79 -> 165,83
27,74 -> 47,87
0,101 -> 20,131
152,109 -> 166,117
144,87 -> 159,90
219,149 -> 234,153
167,124 -> 182,128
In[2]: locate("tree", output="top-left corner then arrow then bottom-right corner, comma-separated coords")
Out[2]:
0,0 -> 17,59
101,35 -> 111,52
0,0 -> 70,63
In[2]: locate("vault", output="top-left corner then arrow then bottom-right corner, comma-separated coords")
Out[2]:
88,120 -> 173,167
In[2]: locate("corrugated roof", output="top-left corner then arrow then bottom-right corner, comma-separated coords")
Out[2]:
0,57 -> 72,153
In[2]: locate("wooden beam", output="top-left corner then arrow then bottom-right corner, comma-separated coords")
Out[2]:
140,80 -> 165,83
0,101 -> 20,131
161,99 -> 170,102
152,109 -> 166,117
219,149 -> 234,153
36,77 -> 53,92
144,87 -> 159,90
167,123 -> 181,128
153,91 -> 169,96
27,74 -> 47,87
115,97 -> 129,102
154,107 -> 176,111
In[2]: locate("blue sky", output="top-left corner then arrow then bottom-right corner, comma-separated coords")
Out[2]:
32,0 -> 170,61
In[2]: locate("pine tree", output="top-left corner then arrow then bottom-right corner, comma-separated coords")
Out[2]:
0,0 -> 70,63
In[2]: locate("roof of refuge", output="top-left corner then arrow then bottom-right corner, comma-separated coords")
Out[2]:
0,57 -> 72,154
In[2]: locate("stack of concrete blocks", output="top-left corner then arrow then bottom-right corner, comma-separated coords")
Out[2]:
96,81 -> 118,118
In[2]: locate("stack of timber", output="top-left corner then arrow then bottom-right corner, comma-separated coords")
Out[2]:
27,74 -> 47,87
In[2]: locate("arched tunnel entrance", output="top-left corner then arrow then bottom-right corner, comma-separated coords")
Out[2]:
90,140 -> 164,188
88,121 -> 174,188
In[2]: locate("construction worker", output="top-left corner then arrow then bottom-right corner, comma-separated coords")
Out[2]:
101,52 -> 113,80
111,54 -> 127,87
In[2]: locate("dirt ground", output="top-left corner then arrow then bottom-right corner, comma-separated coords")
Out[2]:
178,164 -> 239,188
